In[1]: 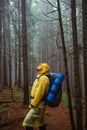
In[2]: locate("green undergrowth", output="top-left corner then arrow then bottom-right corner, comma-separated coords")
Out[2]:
0,108 -> 9,113
13,86 -> 32,99
13,89 -> 23,98
62,93 -> 75,107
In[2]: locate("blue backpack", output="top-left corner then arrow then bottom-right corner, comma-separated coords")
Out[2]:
45,73 -> 65,107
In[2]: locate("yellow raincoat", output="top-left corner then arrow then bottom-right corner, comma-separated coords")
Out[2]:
22,63 -> 50,127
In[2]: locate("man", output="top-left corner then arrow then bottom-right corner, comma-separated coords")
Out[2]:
22,63 -> 50,130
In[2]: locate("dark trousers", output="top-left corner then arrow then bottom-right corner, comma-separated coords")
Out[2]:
26,126 -> 33,130
39,125 -> 46,130
26,125 -> 46,130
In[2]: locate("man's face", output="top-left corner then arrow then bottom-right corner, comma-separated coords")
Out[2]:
36,65 -> 42,71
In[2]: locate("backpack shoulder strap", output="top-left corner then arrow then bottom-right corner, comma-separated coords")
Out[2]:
35,74 -> 50,81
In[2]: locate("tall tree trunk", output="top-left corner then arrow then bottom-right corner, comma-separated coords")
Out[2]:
14,31 -> 17,85
71,0 -> 83,129
7,8 -> 12,88
3,30 -> 8,86
0,0 -> 3,88
21,0 -> 29,105
57,0 -> 75,130
82,0 -> 87,128
2,0 -> 8,86
18,0 -> 21,88
7,1 -> 13,101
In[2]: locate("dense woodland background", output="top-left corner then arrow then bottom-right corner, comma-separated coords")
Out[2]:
0,0 -> 87,130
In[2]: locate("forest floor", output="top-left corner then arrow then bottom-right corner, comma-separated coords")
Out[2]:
0,87 -> 85,130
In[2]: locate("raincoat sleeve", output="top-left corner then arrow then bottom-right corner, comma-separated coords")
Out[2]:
31,76 -> 49,107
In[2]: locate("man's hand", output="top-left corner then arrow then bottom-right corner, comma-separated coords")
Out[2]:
29,104 -> 33,109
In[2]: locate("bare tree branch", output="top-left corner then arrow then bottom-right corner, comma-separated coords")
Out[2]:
42,12 -> 58,20
35,17 -> 58,22
46,0 -> 57,8
46,9 -> 57,14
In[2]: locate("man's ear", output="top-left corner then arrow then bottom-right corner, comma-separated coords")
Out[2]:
46,68 -> 48,71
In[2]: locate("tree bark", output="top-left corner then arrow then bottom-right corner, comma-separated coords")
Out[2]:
0,0 -> 3,88
82,0 -> 87,128
21,0 -> 29,105
2,0 -> 8,86
18,0 -> 22,88
57,0 -> 75,130
71,0 -> 83,129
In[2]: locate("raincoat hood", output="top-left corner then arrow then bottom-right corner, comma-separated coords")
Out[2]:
37,63 -> 50,75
